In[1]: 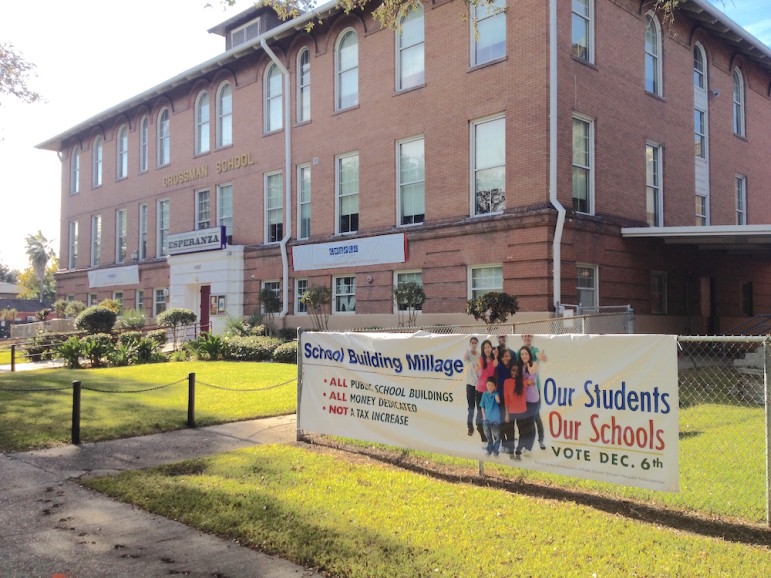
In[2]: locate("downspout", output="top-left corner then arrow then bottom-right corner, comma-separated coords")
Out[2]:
549,0 -> 565,313
261,39 -> 292,318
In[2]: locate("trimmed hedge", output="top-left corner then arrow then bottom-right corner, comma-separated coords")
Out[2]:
272,340 -> 298,364
224,335 -> 283,361
75,306 -> 117,334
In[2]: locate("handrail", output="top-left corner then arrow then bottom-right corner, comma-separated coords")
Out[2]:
724,314 -> 771,336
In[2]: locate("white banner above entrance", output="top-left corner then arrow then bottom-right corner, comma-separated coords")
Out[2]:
291,233 -> 407,271
88,265 -> 140,288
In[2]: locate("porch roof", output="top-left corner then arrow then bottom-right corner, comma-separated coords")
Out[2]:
621,225 -> 771,252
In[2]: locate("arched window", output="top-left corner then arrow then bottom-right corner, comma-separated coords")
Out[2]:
70,146 -> 80,195
644,14 -> 662,96
92,137 -> 103,187
733,69 -> 745,137
265,63 -> 283,133
139,116 -> 149,173
217,82 -> 232,147
117,125 -> 128,179
195,92 -> 210,154
157,108 -> 170,166
397,5 -> 424,90
693,44 -> 705,89
335,29 -> 358,111
297,48 -> 310,123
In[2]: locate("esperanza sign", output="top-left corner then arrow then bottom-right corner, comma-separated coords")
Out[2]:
167,226 -> 226,256
298,332 -> 679,492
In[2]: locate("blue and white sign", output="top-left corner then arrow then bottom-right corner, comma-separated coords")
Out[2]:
292,233 -> 407,271
167,226 -> 226,256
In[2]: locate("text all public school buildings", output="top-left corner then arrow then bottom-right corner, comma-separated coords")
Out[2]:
39,0 -> 771,334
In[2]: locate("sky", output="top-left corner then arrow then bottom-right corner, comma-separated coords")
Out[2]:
0,0 -> 770,273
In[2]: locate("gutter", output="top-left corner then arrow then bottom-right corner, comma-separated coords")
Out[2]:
261,39 -> 292,319
549,0 -> 565,313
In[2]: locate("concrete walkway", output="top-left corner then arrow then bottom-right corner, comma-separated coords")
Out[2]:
0,415 -> 323,578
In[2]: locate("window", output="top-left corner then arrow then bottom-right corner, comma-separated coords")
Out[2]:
736,175 -> 747,225
336,153 -> 359,234
650,271 -> 667,314
261,281 -> 281,314
470,265 -> 503,299
265,64 -> 283,133
297,48 -> 311,122
195,92 -> 210,155
92,137 -> 103,187
88,293 -> 98,307
334,275 -> 356,313
217,83 -> 233,148
572,117 -> 593,214
644,14 -> 662,96
471,0 -> 506,66
298,164 -> 311,239
572,0 -> 593,63
741,282 -> 753,316
116,209 -> 127,263
693,45 -> 705,89
139,203 -> 148,260
695,195 -> 708,226
154,288 -> 167,317
157,108 -> 170,167
394,270 -> 423,312
646,143 -> 662,226
265,172 -> 283,243
117,125 -> 128,179
733,69 -> 745,137
231,17 -> 260,48
335,29 -> 358,111
397,5 -> 424,90
196,189 -> 210,230
577,264 -> 598,309
217,184 -> 233,240
694,109 -> 706,159
91,215 -> 101,267
398,136 -> 425,225
139,116 -> 149,173
472,115 -> 505,215
112,291 -> 124,314
68,220 -> 78,270
70,146 -> 80,195
136,289 -> 144,313
295,278 -> 308,314
157,199 -> 169,257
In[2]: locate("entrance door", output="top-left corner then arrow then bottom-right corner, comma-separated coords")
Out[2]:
200,285 -> 211,334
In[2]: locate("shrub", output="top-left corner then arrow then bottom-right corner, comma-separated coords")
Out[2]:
25,331 -> 79,361
56,336 -> 84,369
147,329 -> 168,346
118,331 -> 143,346
250,324 -> 268,337
53,299 -> 69,318
98,298 -> 122,314
272,340 -> 298,364
466,291 -> 519,329
65,300 -> 86,319
224,315 -> 249,337
116,308 -> 145,331
169,349 -> 189,362
187,333 -> 226,361
277,327 -> 298,341
75,306 -> 117,334
82,333 -> 113,368
135,336 -> 161,364
224,335 -> 283,361
157,307 -> 197,350
109,341 -> 137,367
300,285 -> 332,331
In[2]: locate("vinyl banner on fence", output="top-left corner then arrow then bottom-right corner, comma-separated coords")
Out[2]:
299,332 -> 679,492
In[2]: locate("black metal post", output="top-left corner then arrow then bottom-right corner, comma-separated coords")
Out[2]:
72,380 -> 81,445
187,372 -> 196,428
10,344 -> 15,372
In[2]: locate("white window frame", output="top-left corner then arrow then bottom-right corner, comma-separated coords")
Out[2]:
88,293 -> 98,307
397,135 -> 425,226
572,115 -> 594,215
115,209 -> 127,263
265,171 -> 283,244
157,108 -> 170,167
736,175 -> 747,225
230,17 -> 260,48
68,220 -> 78,270
157,199 -> 170,257
694,108 -> 706,159
261,280 -> 281,314
646,142 -> 663,227
693,43 -> 706,90
336,152 -> 359,235
216,82 -> 233,148
733,68 -> 745,137
139,116 -> 149,173
297,164 -> 311,240
572,0 -> 594,63
195,91 -> 210,155
576,263 -> 599,310
91,214 -> 101,267
470,0 -> 506,67
393,270 -> 423,314
297,48 -> 311,123
139,203 -> 148,260
333,275 -> 356,314
70,146 -> 80,195
650,270 -> 667,315
136,289 -> 144,313
396,5 -> 425,91
295,278 -> 308,315
644,13 -> 663,97
195,189 -> 211,230
468,264 -> 503,300
264,63 -> 283,133
154,288 -> 167,317
695,194 -> 708,226
217,183 -> 233,240
92,136 -> 103,187
335,28 -> 359,112
117,125 -> 128,179
470,114 -> 506,217
112,291 -> 124,314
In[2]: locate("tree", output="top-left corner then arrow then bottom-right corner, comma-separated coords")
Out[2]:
75,306 -> 117,334
300,285 -> 332,331
392,281 -> 425,328
0,42 -> 42,105
25,231 -> 55,303
258,287 -> 281,334
466,291 -> 519,331
0,261 -> 19,283
16,257 -> 56,302
157,307 -> 197,350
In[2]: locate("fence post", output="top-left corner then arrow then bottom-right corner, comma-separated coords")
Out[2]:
72,380 -> 81,445
187,372 -> 196,428
478,460 -> 484,476
765,340 -> 770,527
10,344 -> 15,372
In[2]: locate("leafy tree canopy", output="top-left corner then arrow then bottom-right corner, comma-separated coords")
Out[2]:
0,42 -> 42,105
0,261 -> 19,283
16,256 -> 56,301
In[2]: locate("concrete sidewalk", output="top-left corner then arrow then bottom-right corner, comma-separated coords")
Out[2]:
0,415 -> 323,578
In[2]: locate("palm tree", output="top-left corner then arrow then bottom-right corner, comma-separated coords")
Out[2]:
25,230 -> 55,303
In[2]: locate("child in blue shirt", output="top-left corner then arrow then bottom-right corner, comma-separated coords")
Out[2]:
480,377 -> 502,456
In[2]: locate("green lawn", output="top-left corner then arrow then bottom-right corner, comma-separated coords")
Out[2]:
0,361 -> 297,451
0,347 -> 27,365
86,444 -> 771,578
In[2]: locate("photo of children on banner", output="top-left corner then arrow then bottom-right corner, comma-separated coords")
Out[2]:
479,376 -> 502,456
472,339 -> 498,442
